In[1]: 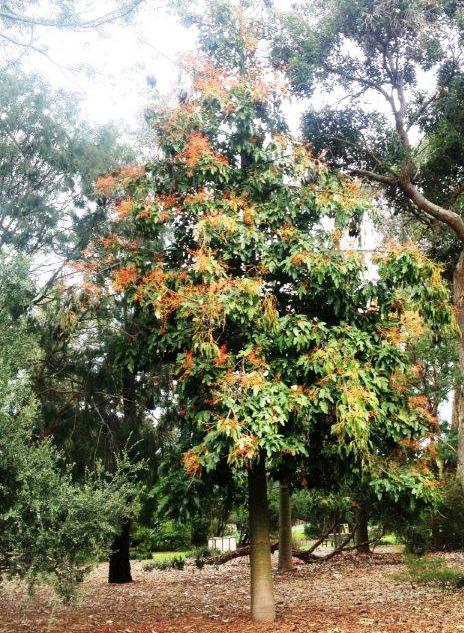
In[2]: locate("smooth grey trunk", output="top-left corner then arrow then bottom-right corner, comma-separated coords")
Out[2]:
355,504 -> 370,554
453,249 -> 464,495
278,480 -> 293,571
248,455 -> 275,623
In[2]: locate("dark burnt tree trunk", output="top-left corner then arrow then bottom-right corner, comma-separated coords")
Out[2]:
108,330 -> 138,584
109,518 -> 133,583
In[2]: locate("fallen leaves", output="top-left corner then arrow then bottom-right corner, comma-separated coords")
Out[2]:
1,550 -> 464,633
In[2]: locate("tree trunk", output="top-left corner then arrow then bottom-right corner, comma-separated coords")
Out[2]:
278,479 -> 293,572
355,504 -> 370,554
248,454 -> 275,623
108,518 -> 132,584
453,250 -> 464,495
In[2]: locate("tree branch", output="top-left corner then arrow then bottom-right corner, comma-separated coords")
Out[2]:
398,179 -> 464,242
0,1 -> 147,31
348,169 -> 396,186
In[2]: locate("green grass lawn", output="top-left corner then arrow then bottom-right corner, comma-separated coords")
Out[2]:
292,524 -> 307,542
151,550 -> 191,562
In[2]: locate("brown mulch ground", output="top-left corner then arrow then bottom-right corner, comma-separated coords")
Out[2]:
2,550 -> 464,633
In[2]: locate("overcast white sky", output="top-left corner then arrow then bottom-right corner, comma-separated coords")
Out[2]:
20,1 -> 309,137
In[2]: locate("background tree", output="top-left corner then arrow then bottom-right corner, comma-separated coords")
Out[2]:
0,71 -> 132,263
271,0 -> 464,492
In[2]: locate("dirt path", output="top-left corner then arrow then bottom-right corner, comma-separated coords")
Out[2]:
2,552 -> 464,633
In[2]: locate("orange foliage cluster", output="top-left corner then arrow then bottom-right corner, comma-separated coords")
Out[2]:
224,370 -> 265,390
185,189 -> 213,205
408,394 -> 429,411
115,198 -> 134,219
290,251 -> 310,265
401,310 -> 425,339
193,248 -> 216,273
376,240 -> 428,264
143,267 -> 166,287
81,281 -> 103,299
342,385 -> 371,400
229,434 -> 259,461
400,437 -> 421,452
100,235 -> 120,250
112,266 -> 138,292
407,394 -> 439,429
276,223 -> 297,241
179,350 -> 194,379
178,132 -> 228,172
95,174 -> 117,196
95,166 -> 145,197
137,207 -> 152,220
217,417 -> 241,434
70,259 -> 99,275
224,191 -> 247,211
245,348 -> 267,368
158,194 -> 178,208
214,344 -> 229,367
196,212 -> 238,237
382,326 -> 403,346
389,369 -> 409,393
182,447 -> 203,477
251,80 -> 269,103
427,441 -> 437,460
194,61 -> 229,101
242,205 -> 255,225
122,239 -> 139,251
119,165 -> 145,180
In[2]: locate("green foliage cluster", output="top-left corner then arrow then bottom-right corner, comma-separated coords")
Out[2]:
395,476 -> 464,554
132,520 -> 192,556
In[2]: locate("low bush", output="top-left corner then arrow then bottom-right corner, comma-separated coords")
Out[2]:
395,556 -> 464,589
193,546 -> 208,570
142,555 -> 186,572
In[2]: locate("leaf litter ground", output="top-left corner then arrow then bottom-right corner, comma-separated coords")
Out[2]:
2,549 -> 464,633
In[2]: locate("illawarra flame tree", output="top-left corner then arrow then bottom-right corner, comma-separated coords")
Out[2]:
81,2 -> 454,623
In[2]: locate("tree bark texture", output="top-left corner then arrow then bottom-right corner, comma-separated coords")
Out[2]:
278,479 -> 293,571
248,455 -> 275,622
108,517 -> 132,583
355,504 -> 370,554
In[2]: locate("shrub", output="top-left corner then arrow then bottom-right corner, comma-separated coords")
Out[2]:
192,545 -> 213,570
190,516 -> 209,546
402,523 -> 431,555
142,555 -> 186,572
395,556 -> 464,589
431,478 -> 464,550
132,520 -> 191,553
304,523 -> 318,539
131,548 -> 150,561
